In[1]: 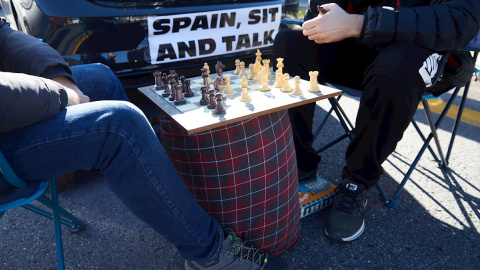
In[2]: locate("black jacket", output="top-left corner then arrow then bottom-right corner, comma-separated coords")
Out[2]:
306,0 -> 480,51
0,21 -> 73,132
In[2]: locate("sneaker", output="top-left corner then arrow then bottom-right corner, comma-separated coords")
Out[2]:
325,180 -> 368,241
185,228 -> 293,270
297,168 -> 317,181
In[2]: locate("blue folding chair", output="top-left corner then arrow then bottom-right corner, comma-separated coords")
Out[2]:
0,150 -> 86,270
313,34 -> 480,208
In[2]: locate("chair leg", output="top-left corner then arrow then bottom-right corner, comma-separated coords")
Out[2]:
50,179 -> 65,270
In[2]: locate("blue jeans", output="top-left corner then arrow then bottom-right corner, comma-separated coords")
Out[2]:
0,64 -> 222,261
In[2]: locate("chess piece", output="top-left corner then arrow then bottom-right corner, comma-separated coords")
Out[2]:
308,71 -> 320,92
276,58 -> 284,75
170,69 -> 179,82
224,76 -> 234,94
207,89 -> 216,109
168,74 -> 177,100
292,76 -> 303,95
180,76 -> 186,92
184,79 -> 194,97
258,67 -> 271,91
153,71 -> 164,90
234,59 -> 241,75
215,61 -> 225,79
203,63 -> 213,84
213,93 -> 226,114
239,75 -> 252,102
255,49 -> 262,64
238,61 -> 247,77
200,85 -> 209,105
174,84 -> 186,105
273,69 -> 283,88
162,74 -> 171,97
253,65 -> 261,82
214,76 -> 226,100
201,67 -> 209,87
262,59 -> 272,76
281,73 -> 292,92
248,63 -> 256,80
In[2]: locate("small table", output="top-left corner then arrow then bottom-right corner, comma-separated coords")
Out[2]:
139,70 -> 342,255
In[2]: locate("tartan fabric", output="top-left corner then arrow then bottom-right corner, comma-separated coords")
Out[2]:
158,110 -> 300,256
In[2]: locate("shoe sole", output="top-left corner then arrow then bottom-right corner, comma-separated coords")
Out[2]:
324,219 -> 365,242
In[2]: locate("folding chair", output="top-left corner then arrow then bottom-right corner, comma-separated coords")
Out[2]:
313,34 -> 480,209
0,150 -> 86,270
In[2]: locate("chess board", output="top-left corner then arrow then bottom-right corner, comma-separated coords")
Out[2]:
139,69 -> 342,134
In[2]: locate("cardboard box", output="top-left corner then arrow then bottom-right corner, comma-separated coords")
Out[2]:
299,176 -> 337,218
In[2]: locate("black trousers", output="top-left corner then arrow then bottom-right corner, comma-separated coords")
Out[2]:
271,27 -> 438,187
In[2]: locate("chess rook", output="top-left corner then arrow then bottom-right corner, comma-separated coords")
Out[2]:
174,84 -> 186,105
153,71 -> 164,90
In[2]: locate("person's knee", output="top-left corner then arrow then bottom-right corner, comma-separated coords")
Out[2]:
272,26 -> 307,57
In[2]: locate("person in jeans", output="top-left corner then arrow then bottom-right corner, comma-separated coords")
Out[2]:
272,0 -> 480,242
0,20 -> 291,270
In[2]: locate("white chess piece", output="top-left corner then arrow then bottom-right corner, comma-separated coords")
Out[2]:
281,73 -> 292,92
204,63 -> 214,84
224,76 -> 234,94
258,67 -> 271,91
239,75 -> 252,102
248,63 -> 256,80
274,69 -> 283,88
276,58 -> 284,75
308,71 -> 320,92
234,59 -> 241,75
262,59 -> 272,76
292,76 -> 303,95
238,61 -> 247,77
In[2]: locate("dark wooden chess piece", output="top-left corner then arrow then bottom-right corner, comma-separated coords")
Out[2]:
162,74 -> 171,97
170,69 -> 179,82
184,79 -> 194,97
153,71 -> 164,90
200,85 -> 209,105
213,93 -> 226,114
174,84 -> 186,105
168,74 -> 176,101
180,76 -> 186,93
207,89 -> 216,109
214,76 -> 226,100
215,61 -> 225,79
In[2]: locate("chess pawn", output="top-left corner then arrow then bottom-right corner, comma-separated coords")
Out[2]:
213,93 -> 226,114
273,69 -> 283,88
238,61 -> 247,77
184,79 -> 194,97
258,67 -> 271,91
239,75 -> 252,102
292,76 -> 303,95
281,73 -> 292,92
234,59 -> 241,75
276,58 -> 284,75
224,76 -> 234,94
162,74 -> 171,97
262,59 -> 272,76
248,63 -> 255,80
174,84 -> 186,105
207,89 -> 216,109
200,85 -> 209,105
153,71 -> 164,90
308,71 -> 320,92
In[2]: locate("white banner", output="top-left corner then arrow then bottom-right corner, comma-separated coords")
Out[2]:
147,4 -> 282,64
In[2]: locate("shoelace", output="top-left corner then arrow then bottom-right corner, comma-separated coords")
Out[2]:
225,230 -> 268,270
334,188 -> 365,215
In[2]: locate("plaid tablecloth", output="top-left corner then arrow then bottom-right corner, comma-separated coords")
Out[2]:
158,110 -> 300,256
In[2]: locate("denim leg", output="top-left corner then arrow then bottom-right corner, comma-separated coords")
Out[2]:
0,101 -> 222,261
71,63 -> 129,102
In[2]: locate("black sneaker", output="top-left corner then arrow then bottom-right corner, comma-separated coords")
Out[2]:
298,168 -> 317,181
325,180 -> 368,241
185,228 -> 293,270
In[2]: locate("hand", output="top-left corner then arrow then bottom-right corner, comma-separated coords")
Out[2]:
302,3 -> 364,44
51,76 -> 90,106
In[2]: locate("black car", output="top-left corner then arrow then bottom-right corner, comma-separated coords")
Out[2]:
1,0 -> 299,88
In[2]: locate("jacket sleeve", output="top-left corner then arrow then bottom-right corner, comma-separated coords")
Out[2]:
358,0 -> 480,51
0,72 -> 68,132
0,23 -> 75,81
